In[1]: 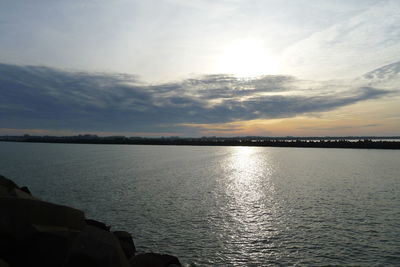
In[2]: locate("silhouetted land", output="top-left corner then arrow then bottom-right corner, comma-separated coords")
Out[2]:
1,135 -> 400,149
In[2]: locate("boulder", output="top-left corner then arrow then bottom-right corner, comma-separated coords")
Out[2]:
19,186 -> 32,195
65,225 -> 130,267
113,231 -> 136,259
85,219 -> 111,231
0,186 -> 9,198
10,187 -> 38,200
0,175 -> 183,267
0,175 -> 18,189
0,225 -> 80,267
0,235 -> 13,262
0,198 -> 85,239
129,253 -> 182,267
18,231 -> 72,267
0,258 -> 9,267
0,175 -> 19,197
0,175 -> 38,200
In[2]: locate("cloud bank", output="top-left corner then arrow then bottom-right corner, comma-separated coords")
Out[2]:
0,63 -> 392,135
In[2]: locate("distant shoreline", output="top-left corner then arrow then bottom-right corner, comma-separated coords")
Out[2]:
1,135 -> 400,149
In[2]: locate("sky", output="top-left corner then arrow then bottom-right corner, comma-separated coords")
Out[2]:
0,0 -> 399,137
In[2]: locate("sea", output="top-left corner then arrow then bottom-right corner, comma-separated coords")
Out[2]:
1,142 -> 399,266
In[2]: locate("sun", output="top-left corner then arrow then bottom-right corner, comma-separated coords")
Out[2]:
215,39 -> 279,77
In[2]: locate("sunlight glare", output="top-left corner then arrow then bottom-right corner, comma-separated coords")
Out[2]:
226,146 -> 273,197
215,39 -> 279,78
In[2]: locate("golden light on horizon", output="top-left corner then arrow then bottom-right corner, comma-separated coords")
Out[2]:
179,101 -> 400,137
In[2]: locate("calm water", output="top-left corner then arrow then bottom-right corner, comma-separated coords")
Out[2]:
1,142 -> 399,266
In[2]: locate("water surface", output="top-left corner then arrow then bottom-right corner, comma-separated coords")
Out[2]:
1,142 -> 399,266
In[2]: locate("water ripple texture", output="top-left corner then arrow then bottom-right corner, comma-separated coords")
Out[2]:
1,143 -> 399,266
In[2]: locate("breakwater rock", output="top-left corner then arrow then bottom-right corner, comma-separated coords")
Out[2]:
0,175 -> 182,267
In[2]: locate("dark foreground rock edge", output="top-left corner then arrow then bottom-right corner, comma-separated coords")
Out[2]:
0,175 -> 182,267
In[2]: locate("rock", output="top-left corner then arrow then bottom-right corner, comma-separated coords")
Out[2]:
0,185 -> 9,198
0,258 -> 9,267
19,186 -> 32,195
85,219 -> 111,231
65,225 -> 130,267
0,175 -> 18,189
0,175 -> 38,200
10,187 -> 38,200
0,235 -> 13,263
0,225 -> 80,267
113,231 -> 136,259
0,196 -> 85,266
20,231 -> 71,267
0,175 -> 183,267
129,253 -> 182,267
0,175 -> 18,197
0,198 -> 85,240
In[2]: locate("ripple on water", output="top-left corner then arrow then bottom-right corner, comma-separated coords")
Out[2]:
0,143 -> 400,266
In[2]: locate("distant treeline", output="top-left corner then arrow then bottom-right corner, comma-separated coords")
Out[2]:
1,135 -> 400,149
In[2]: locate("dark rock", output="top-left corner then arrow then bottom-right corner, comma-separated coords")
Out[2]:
64,253 -> 98,267
1,227 -> 79,267
22,232 -> 69,267
0,175 -> 183,267
65,225 -> 130,267
19,186 -> 31,195
0,175 -> 18,189
0,258 -> 9,267
10,187 -> 37,199
0,176 -> 38,200
0,175 -> 18,197
113,231 -> 136,259
129,253 -> 182,267
85,219 -> 111,231
0,198 -> 85,239
0,235 -> 16,265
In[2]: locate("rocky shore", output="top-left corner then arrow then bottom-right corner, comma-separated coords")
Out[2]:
0,175 -> 182,267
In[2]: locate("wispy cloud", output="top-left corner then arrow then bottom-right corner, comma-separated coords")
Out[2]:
282,0 -> 400,79
0,63 -> 392,135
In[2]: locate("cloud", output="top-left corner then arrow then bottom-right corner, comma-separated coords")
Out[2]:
282,0 -> 400,80
358,60 -> 400,90
298,123 -> 382,131
0,63 -> 392,135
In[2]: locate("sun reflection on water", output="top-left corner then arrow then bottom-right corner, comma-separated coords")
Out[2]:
216,146 -> 279,263
225,146 -> 275,203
